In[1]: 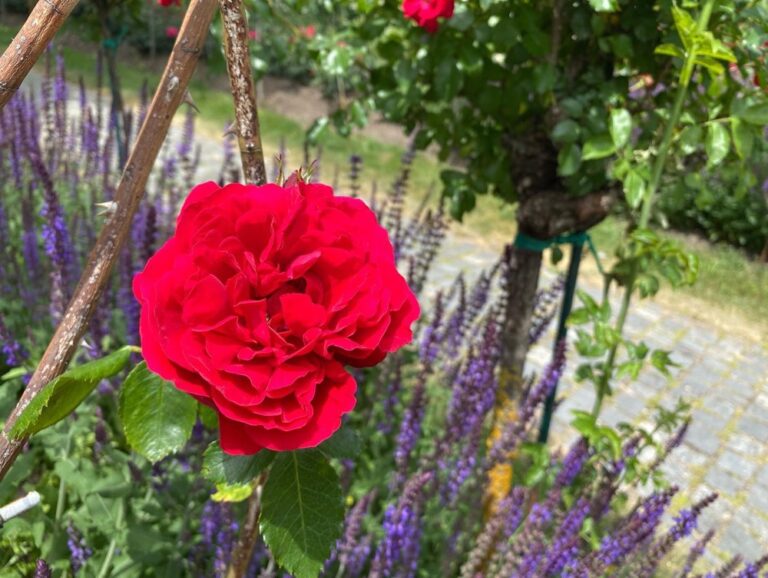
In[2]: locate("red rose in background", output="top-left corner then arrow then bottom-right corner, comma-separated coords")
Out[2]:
165,26 -> 179,39
157,0 -> 179,6
133,181 -> 419,455
301,25 -> 317,39
402,0 -> 454,33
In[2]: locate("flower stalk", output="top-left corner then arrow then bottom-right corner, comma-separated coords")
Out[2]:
592,0 -> 717,417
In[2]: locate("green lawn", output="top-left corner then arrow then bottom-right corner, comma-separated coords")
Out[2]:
1,22 -> 766,333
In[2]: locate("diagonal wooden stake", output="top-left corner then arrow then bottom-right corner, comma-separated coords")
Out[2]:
0,0 -> 80,110
0,0 -> 219,482
219,0 -> 267,186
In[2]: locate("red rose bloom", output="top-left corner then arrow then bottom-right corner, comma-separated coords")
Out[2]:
402,0 -> 454,33
133,181 -> 419,454
165,26 -> 179,39
157,0 -> 179,6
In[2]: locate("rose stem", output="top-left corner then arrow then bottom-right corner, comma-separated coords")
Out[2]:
0,0 -> 80,110
0,0 -> 219,482
219,0 -> 267,186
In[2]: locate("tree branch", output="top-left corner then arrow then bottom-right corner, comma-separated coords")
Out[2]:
219,0 -> 267,185
0,0 -> 80,110
0,0 -> 219,482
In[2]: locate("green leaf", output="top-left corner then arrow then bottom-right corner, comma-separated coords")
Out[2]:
582,135 -> 616,161
198,404 -> 219,430
119,362 -> 197,463
552,120 -> 581,144
261,450 -> 344,578
557,143 -> 582,177
306,117 -> 330,145
212,483 -> 253,503
678,125 -> 702,156
705,122 -> 730,167
202,441 -> 274,486
318,425 -> 361,459
623,170 -> 646,209
587,0 -> 618,11
671,6 -> 696,50
731,119 -> 753,160
9,347 -> 134,440
654,43 -> 685,59
738,102 -> 768,125
610,109 -> 632,149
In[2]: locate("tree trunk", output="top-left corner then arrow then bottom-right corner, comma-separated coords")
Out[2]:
498,188 -> 615,398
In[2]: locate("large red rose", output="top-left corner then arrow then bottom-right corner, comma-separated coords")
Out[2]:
402,0 -> 454,33
133,181 -> 419,455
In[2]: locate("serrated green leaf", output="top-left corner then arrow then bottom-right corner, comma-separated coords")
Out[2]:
582,135 -> 616,161
119,362 -> 197,463
610,109 -> 632,149
261,450 -> 344,578
705,122 -> 730,167
202,441 -> 274,486
9,347 -> 134,440
318,425 -> 361,459
623,170 -> 646,209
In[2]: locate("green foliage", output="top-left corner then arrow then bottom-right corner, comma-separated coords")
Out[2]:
260,450 -> 344,578
202,441 -> 274,487
8,347 -> 134,440
118,362 -> 198,463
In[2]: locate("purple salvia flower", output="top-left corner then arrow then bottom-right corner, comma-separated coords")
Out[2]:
118,246 -> 139,346
33,560 -> 52,578
540,497 -> 592,576
553,437 -> 590,490
735,555 -> 768,578
393,293 -> 444,485
369,471 -> 432,578
336,491 -> 376,575
380,362 -> 403,436
66,523 -> 93,574
588,486 -> 678,574
488,340 -> 567,465
677,529 -> 715,578
529,274 -> 565,345
0,314 -> 26,367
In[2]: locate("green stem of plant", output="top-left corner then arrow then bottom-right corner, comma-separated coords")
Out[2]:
96,500 -> 124,578
592,0 -> 716,418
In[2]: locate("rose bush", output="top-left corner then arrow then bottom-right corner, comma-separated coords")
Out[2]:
133,180 -> 419,455
401,0 -> 454,33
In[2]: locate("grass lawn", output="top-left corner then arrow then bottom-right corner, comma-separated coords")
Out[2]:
1,21 -> 766,335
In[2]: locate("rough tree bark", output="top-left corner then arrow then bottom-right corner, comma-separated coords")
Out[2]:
498,131 -> 615,398
0,0 -> 219,482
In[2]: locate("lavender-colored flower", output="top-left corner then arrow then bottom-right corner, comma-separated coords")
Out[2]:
196,500 -> 239,578
336,491 -> 376,575
735,554 -> 768,578
33,560 -> 52,578
66,523 -> 93,574
488,340 -> 567,465
369,471 -> 432,578
348,154 -> 363,197
553,437 -> 590,489
678,529 -> 715,578
529,274 -> 565,346
0,313 -> 26,368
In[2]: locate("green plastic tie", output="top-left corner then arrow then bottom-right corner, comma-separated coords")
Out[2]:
514,231 -> 606,276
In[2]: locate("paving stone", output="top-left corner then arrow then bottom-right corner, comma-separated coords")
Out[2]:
704,467 -> 746,495
687,415 -> 726,455
756,465 -> 768,489
725,432 -> 765,456
746,483 -> 768,516
737,416 -> 768,440
714,450 -> 758,480
717,522 -> 764,560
